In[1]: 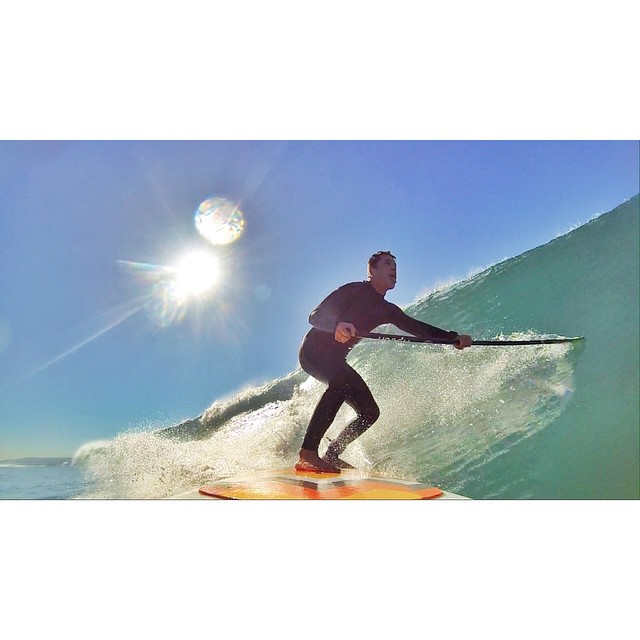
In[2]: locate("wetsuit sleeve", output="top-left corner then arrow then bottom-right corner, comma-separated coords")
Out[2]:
387,303 -> 459,342
308,283 -> 357,333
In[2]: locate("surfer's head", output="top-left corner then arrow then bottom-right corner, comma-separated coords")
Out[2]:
368,250 -> 397,294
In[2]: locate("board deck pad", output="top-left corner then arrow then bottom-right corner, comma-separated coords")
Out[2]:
198,468 -> 445,500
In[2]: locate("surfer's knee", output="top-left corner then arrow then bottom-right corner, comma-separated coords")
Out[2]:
361,402 -> 380,426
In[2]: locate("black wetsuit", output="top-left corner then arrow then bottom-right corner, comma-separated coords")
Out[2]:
299,281 -> 458,457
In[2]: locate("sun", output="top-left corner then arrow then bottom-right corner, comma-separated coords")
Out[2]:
172,251 -> 221,300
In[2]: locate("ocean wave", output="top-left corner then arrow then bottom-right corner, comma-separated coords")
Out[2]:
73,196 -> 638,499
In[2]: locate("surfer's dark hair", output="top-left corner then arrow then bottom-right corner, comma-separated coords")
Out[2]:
368,251 -> 396,270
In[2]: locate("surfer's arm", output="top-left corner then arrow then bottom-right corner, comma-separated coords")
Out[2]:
390,307 -> 473,349
308,298 -> 340,333
308,283 -> 358,334
388,304 -> 462,343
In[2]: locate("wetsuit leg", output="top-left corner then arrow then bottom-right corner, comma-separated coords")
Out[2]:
299,348 -> 379,454
325,387 -> 380,459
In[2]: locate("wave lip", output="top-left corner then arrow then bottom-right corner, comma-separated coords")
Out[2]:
71,441 -> 112,466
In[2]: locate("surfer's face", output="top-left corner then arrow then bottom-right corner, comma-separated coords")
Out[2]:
369,255 -> 397,293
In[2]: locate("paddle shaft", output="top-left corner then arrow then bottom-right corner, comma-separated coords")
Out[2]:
359,332 -> 582,346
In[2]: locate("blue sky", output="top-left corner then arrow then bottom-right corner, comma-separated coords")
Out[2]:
0,140 -> 637,458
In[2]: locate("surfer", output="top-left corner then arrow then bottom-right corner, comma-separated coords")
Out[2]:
296,251 -> 473,473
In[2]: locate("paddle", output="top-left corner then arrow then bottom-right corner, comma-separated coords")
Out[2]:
359,332 -> 584,346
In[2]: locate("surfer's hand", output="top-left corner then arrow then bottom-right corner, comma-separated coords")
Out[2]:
335,322 -> 357,343
454,334 -> 473,350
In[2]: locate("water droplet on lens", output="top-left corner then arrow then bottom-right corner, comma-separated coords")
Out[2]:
194,196 -> 245,246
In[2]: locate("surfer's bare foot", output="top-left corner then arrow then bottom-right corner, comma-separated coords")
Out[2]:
322,452 -> 355,469
296,449 -> 340,474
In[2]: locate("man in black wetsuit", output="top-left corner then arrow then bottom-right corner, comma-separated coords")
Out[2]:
296,251 -> 473,473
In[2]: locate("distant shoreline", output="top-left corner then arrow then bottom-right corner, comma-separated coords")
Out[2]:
0,457 -> 72,467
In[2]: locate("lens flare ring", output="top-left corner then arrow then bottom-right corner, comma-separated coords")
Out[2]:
195,196 -> 246,246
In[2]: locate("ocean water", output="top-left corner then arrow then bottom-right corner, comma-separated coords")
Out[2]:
5,196 -> 639,500
0,462 -> 89,499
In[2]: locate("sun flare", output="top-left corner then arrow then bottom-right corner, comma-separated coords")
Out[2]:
173,251 -> 220,300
